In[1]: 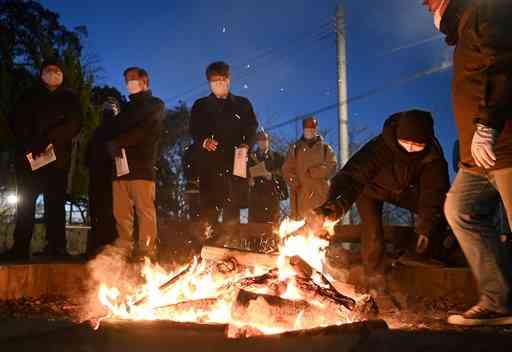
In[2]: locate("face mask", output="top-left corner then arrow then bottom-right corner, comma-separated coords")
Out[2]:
433,0 -> 450,30
127,80 -> 143,95
42,71 -> 63,87
209,79 -> 230,98
303,128 -> 317,140
398,140 -> 426,153
257,141 -> 269,151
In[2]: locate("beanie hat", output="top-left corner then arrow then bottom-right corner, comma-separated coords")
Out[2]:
303,116 -> 318,129
396,109 -> 434,143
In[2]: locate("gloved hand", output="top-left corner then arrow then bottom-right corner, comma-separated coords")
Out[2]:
106,141 -> 122,158
471,124 -> 499,169
31,136 -> 50,158
416,234 -> 430,254
314,200 -> 345,222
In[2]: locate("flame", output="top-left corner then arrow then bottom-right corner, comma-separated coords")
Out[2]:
94,217 -> 356,336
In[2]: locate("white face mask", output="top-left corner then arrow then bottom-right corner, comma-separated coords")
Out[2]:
303,128 -> 317,140
398,140 -> 426,153
433,0 -> 450,30
42,71 -> 63,87
209,79 -> 230,98
127,80 -> 143,95
257,141 -> 269,151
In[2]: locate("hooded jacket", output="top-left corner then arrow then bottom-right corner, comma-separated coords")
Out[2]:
328,113 -> 450,236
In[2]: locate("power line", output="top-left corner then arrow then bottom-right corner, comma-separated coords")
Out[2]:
265,62 -> 452,131
164,20 -> 335,103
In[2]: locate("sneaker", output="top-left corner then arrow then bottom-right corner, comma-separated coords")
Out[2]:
448,304 -> 512,326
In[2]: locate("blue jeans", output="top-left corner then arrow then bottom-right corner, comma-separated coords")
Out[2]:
445,169 -> 512,313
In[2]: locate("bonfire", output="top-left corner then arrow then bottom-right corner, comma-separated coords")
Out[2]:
91,219 -> 377,337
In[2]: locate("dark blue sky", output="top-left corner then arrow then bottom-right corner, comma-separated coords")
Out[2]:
41,0 -> 457,174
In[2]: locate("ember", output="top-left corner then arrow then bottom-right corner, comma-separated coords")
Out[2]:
92,219 -> 377,336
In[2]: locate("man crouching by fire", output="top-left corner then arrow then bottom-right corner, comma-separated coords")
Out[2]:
313,110 -> 452,296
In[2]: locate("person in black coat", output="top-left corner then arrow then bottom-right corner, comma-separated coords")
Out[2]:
248,132 -> 286,224
190,61 -> 258,235
106,67 -> 165,261
1,58 -> 82,260
85,97 -> 121,257
316,110 -> 451,285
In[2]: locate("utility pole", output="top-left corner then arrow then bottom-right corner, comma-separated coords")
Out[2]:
336,4 -> 351,224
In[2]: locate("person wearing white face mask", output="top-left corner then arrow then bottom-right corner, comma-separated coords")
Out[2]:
0,58 -> 82,261
423,0 -> 512,326
313,110 -> 452,296
248,131 -> 287,225
105,67 -> 165,263
190,61 -> 258,245
282,117 -> 337,221
86,97 -> 123,258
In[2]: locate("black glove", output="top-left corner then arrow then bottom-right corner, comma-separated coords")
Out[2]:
31,136 -> 50,158
315,200 -> 345,222
106,141 -> 122,158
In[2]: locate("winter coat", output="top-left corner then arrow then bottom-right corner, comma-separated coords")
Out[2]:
248,149 -> 286,222
9,83 -> 82,171
85,111 -> 119,251
443,0 -> 512,171
328,114 -> 450,236
190,93 -> 258,176
110,90 -> 165,181
282,136 -> 337,220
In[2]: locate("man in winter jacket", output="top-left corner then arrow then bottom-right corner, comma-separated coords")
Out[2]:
190,61 -> 258,238
86,97 -> 121,257
424,0 -> 512,325
1,58 -> 82,260
282,117 -> 337,220
316,110 -> 450,289
106,67 -> 165,262
248,131 -> 287,224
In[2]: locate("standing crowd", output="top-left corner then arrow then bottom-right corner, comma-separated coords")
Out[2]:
1,0 -> 511,326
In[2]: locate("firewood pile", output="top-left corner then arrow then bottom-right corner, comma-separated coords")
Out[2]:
95,245 -> 378,337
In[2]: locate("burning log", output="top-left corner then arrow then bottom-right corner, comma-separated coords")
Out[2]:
132,261 -> 196,307
153,298 -> 219,321
288,256 -> 356,310
201,246 -> 279,268
231,290 -> 343,331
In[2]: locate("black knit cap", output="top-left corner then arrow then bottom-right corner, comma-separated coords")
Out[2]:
396,109 -> 434,143
40,57 -> 64,76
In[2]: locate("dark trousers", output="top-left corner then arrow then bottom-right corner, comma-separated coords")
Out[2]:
199,171 -> 240,225
356,188 -> 446,276
248,181 -> 281,224
12,165 -> 67,255
87,171 -> 117,254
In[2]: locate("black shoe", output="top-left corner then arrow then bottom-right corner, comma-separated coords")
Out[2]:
0,250 -> 30,262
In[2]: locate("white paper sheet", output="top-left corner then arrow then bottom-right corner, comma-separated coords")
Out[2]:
233,147 -> 248,178
26,144 -> 56,171
115,148 -> 130,177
